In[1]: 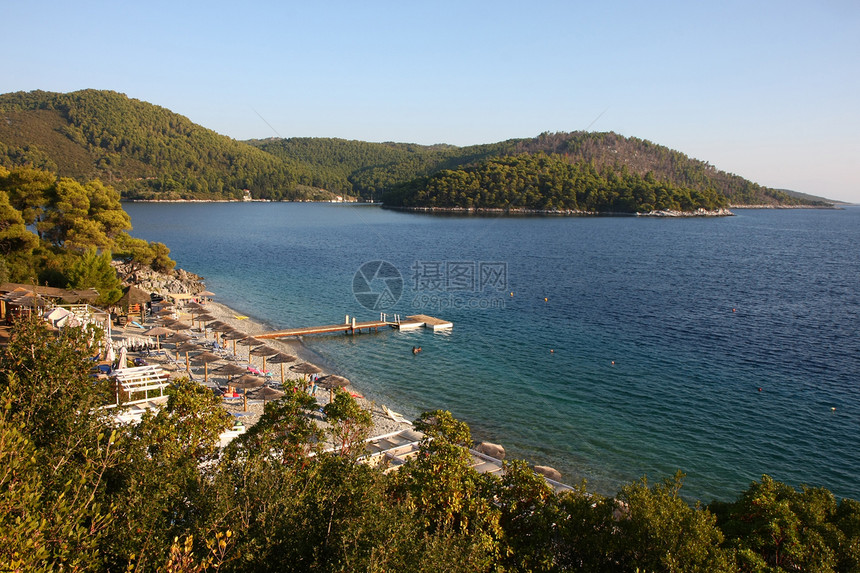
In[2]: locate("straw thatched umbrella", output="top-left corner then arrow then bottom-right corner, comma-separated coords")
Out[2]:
252,386 -> 285,403
290,362 -> 321,375
206,320 -> 232,340
215,363 -> 248,383
191,312 -> 215,330
232,374 -> 265,390
166,321 -> 193,331
174,341 -> 200,372
191,351 -> 222,384
198,290 -> 216,298
290,362 -> 322,391
143,326 -> 173,349
267,352 -> 297,386
165,331 -> 192,343
237,337 -> 262,361
317,374 -> 350,403
208,321 -> 232,332
222,329 -> 247,355
249,345 -> 278,373
231,374 -> 265,412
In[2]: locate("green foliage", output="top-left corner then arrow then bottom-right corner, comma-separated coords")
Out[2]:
150,240 -> 176,273
711,474 -> 860,572
3,315 -> 859,572
385,151 -> 730,213
67,247 -> 123,305
0,164 -> 175,287
0,89 -> 322,201
226,390 -> 323,465
1,90 -> 823,206
395,409 -> 502,564
0,316 -> 118,571
38,176 -> 131,249
0,165 -> 55,226
614,472 -> 734,572
322,389 -> 373,456
413,408 -> 473,446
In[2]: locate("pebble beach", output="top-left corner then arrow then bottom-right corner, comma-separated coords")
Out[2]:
110,298 -> 414,439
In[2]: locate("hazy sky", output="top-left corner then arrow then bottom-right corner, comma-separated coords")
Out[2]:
4,1 -> 858,202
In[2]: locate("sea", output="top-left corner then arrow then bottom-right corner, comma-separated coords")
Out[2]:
123,202 -> 860,503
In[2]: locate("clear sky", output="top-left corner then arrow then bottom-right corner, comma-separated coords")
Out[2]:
3,0 -> 859,202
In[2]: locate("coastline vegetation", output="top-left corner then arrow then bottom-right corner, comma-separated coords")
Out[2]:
2,315 -> 859,572
0,89 -> 830,209
0,165 -> 174,304
381,152 -> 729,213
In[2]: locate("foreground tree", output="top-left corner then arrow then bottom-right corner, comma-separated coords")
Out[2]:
0,315 -> 118,571
66,247 -> 123,305
712,474 -> 860,572
323,388 -> 373,456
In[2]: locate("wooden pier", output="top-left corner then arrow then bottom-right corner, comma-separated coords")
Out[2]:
256,314 -> 452,340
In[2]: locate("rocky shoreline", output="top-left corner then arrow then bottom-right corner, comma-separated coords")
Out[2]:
113,261 -> 207,296
384,205 -> 735,217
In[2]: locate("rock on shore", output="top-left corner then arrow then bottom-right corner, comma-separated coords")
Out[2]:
112,261 -> 206,295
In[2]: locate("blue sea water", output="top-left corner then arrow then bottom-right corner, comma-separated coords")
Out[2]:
124,202 -> 860,503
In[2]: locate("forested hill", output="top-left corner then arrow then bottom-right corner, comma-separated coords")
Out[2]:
256,132 -> 820,208
0,90 -> 332,201
381,152 -> 731,213
0,89 -> 828,207
248,137 -> 509,200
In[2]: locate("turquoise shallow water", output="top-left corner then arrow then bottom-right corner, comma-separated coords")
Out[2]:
124,202 -> 860,502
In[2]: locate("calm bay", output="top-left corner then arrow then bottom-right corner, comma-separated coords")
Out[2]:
124,202 -> 860,502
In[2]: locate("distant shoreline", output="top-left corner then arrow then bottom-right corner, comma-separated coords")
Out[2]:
383,205 -> 736,217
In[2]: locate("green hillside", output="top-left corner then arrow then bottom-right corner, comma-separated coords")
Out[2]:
254,132 -> 827,208
0,89 -> 830,208
0,90 -> 327,201
382,152 -> 730,213
248,137 -> 508,199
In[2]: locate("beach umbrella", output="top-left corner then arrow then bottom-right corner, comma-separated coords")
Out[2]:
198,290 -> 216,298
249,345 -> 278,373
116,346 -> 128,370
231,374 -> 266,390
231,374 -> 266,412
252,386 -> 285,403
191,351 -> 222,384
290,362 -> 322,390
222,330 -> 248,355
166,321 -> 193,331
192,312 -> 215,329
267,352 -> 297,386
215,363 -> 248,383
143,326 -> 173,349
165,332 -> 192,344
206,321 -> 231,340
290,362 -> 321,375
237,337 -> 262,360
174,341 -> 201,372
208,320 -> 232,332
317,374 -> 350,403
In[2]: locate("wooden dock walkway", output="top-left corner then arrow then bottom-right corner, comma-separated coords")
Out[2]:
256,314 -> 452,340
256,320 -> 392,339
